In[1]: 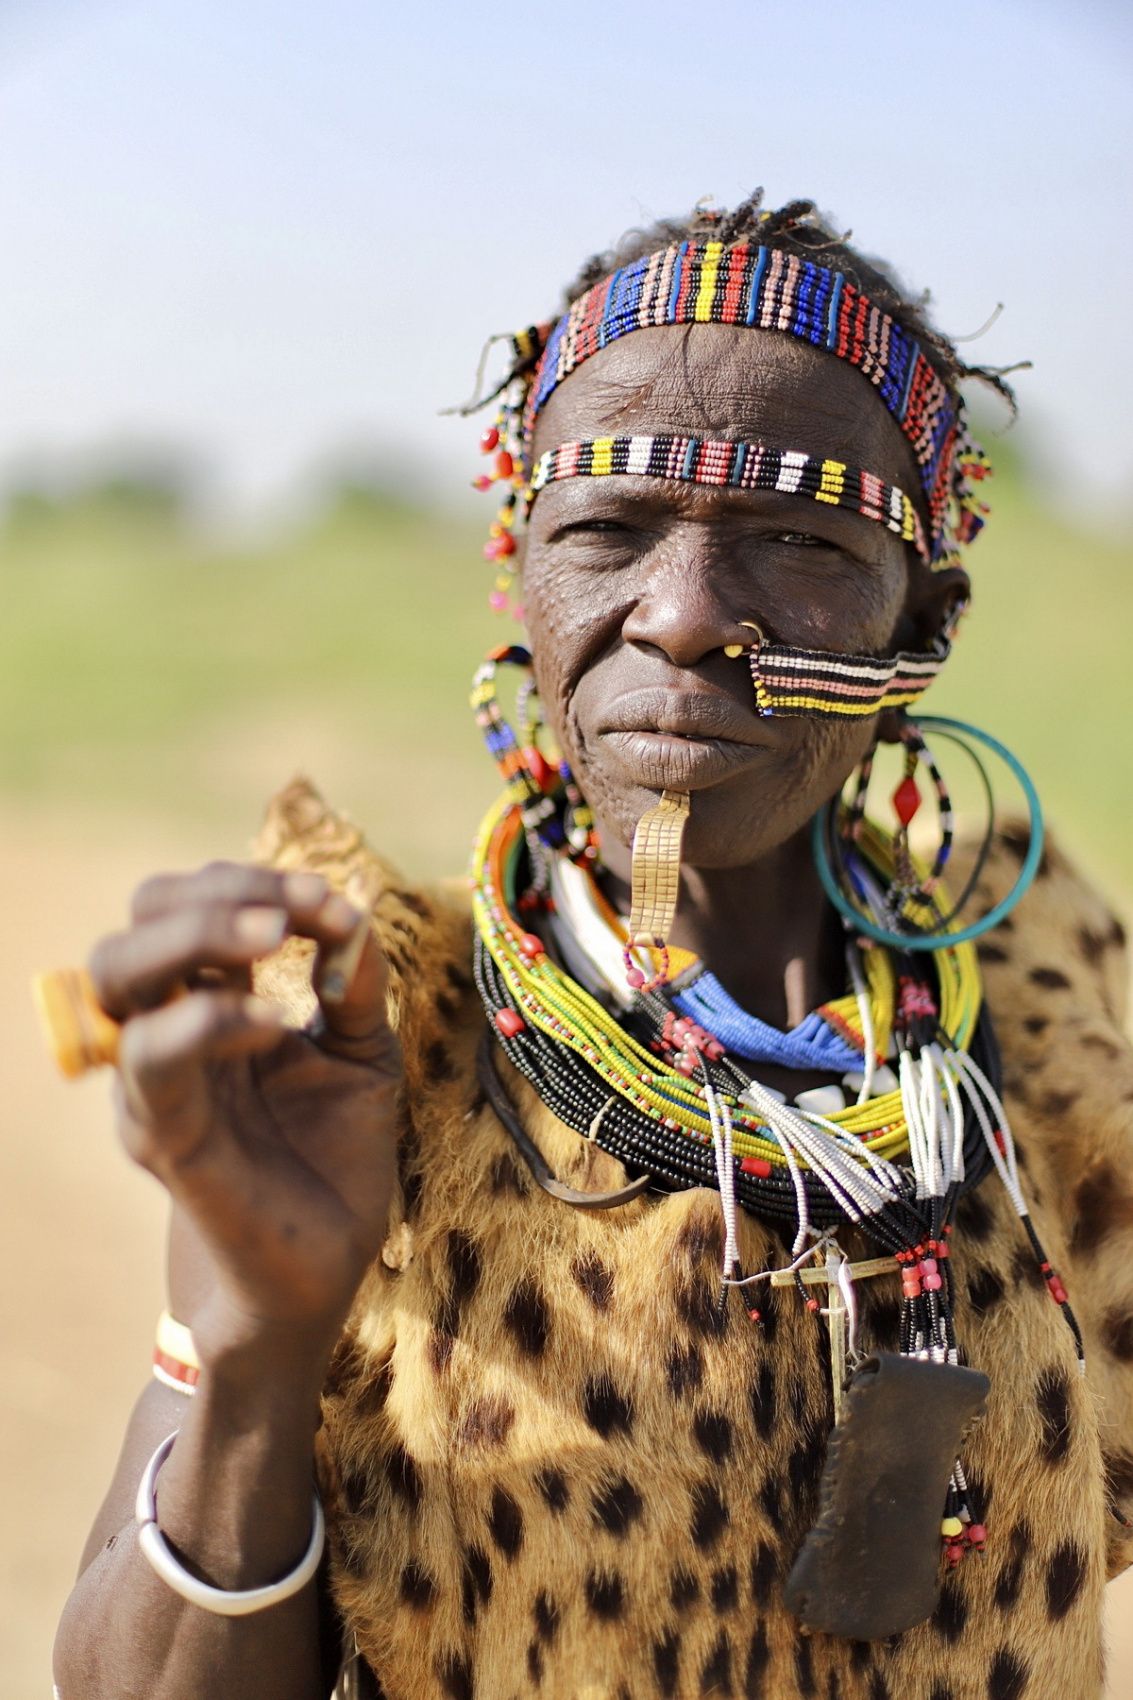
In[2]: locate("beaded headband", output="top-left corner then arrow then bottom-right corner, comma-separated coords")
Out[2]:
521,240 -> 991,571
473,239 -> 992,598
470,231 -> 986,712
529,434 -> 929,563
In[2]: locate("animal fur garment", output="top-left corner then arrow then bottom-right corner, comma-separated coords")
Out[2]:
254,779 -> 1133,1700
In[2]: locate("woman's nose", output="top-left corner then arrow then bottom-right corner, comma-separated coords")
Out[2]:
620,539 -> 748,667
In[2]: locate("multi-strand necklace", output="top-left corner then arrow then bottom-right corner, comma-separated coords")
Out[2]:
469,646 -> 1083,1603
472,788 -> 992,1224
470,774 -> 1085,1569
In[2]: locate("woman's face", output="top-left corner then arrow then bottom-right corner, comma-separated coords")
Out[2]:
522,323 -> 961,870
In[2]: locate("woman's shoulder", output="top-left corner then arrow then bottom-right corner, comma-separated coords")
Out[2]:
955,828 -> 1133,1582
952,822 -> 1132,1180
953,821 -> 1129,1033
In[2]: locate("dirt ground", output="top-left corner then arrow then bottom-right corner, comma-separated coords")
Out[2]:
4,804 -> 1132,1699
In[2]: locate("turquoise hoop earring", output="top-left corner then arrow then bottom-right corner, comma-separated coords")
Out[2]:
811,715 -> 1045,951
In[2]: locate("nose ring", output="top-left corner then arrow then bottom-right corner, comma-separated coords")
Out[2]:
723,620 -> 763,660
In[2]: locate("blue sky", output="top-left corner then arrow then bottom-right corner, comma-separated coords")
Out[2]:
1,0 -> 1129,518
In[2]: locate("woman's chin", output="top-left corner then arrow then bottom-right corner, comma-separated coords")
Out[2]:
584,763 -> 810,869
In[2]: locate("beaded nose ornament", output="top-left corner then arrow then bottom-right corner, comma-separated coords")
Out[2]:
724,616 -> 959,719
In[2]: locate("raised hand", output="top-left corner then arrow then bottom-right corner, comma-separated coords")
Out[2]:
88,861 -> 401,1356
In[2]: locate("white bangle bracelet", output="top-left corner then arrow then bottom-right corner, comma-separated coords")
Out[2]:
135,1432 -> 326,1617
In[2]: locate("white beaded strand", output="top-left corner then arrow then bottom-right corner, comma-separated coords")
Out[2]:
951,1051 -> 1027,1215
846,941 -> 878,1104
704,1078 -> 741,1282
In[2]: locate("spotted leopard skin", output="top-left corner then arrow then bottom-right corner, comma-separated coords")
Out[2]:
254,779 -> 1133,1700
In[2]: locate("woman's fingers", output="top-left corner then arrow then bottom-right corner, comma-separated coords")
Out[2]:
311,922 -> 398,1066
116,990 -> 285,1136
90,869 -> 372,1021
305,867 -> 398,1066
90,858 -> 399,1083
90,904 -> 292,1017
186,961 -> 255,996
130,863 -> 329,924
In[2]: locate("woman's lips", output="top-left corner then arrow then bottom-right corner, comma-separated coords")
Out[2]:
595,686 -> 768,787
599,687 -> 762,746
601,729 -> 763,788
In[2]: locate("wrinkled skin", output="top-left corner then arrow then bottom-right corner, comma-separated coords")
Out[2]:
521,324 -> 967,1017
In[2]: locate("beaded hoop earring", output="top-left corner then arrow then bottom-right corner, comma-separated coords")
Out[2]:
812,715 -> 1044,950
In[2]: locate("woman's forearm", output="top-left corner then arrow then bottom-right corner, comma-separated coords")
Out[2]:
54,1338 -> 336,1700
52,836 -> 400,1699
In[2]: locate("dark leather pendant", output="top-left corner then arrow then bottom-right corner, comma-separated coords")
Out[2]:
783,1352 -> 990,1639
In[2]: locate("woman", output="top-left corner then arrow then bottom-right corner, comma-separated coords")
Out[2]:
52,193 -> 1133,1700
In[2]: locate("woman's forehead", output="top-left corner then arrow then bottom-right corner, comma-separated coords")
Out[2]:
531,324 -> 921,495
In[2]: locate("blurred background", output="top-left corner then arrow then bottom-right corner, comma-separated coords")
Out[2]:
2,2 -> 1131,1693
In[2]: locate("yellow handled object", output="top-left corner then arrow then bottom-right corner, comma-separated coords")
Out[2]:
33,967 -> 123,1078
32,899 -> 374,1080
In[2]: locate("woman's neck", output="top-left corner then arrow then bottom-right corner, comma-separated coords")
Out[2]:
596,821 -> 844,1028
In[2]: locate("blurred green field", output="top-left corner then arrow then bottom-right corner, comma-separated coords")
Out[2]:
0,491 -> 500,879
2,471 -> 1130,901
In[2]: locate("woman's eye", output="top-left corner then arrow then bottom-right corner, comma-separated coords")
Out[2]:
774,530 -> 826,547
551,518 -> 634,544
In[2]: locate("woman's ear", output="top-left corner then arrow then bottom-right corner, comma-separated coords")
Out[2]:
877,560 -> 970,744
906,562 -> 971,648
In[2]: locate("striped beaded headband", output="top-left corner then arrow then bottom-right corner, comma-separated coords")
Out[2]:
528,434 -> 929,564
517,239 -> 992,570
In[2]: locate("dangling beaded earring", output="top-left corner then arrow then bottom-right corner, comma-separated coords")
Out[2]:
470,644 -> 598,881
462,327 -> 545,619
474,416 -> 524,617
471,645 -> 554,804
813,713 -> 1045,950
843,719 -> 955,930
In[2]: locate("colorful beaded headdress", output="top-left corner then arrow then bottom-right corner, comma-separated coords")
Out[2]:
524,240 -> 991,568
473,236 -> 994,648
